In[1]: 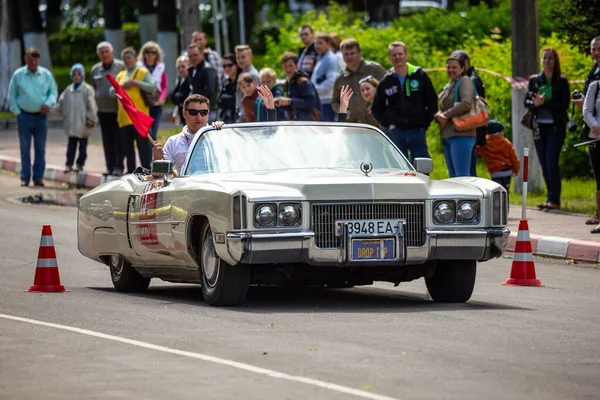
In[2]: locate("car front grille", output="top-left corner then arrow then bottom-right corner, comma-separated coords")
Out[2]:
311,202 -> 426,248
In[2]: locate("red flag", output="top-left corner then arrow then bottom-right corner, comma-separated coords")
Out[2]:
106,74 -> 154,138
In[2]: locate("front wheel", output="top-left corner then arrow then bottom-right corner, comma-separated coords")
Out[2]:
109,255 -> 151,292
199,223 -> 251,306
425,260 -> 476,303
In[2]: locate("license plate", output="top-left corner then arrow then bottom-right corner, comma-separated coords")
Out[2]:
335,219 -> 404,236
351,238 -> 395,261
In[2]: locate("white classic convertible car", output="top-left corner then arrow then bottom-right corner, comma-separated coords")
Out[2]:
78,122 -> 509,306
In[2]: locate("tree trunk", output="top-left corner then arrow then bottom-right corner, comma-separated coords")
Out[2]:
0,0 -> 22,110
511,0 -> 543,193
17,0 -> 51,69
158,0 -> 178,94
46,0 -> 62,35
104,0 -> 124,57
138,0 -> 158,45
180,0 -> 199,52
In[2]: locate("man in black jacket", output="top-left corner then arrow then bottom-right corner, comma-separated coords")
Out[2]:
187,44 -> 218,122
297,25 -> 318,79
371,41 -> 438,161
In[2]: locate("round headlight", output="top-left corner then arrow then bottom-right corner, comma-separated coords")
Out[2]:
278,204 -> 300,226
255,204 -> 276,226
457,201 -> 477,222
434,201 -> 455,224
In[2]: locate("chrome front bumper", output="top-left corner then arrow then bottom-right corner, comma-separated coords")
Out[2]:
224,227 -> 510,266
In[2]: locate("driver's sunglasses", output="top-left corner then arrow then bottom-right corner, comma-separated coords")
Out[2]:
186,109 -> 209,116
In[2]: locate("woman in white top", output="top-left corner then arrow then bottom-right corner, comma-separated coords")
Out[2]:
138,41 -> 168,145
583,80 -> 600,233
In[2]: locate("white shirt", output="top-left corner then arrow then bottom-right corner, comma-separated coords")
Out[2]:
584,81 -> 600,138
163,126 -> 198,171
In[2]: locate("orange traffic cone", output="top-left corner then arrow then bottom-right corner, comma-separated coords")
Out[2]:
503,220 -> 543,286
26,225 -> 68,292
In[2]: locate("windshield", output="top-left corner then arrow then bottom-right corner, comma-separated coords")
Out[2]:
184,124 -> 413,175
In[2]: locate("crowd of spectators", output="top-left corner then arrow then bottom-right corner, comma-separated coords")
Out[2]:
8,29 -> 600,230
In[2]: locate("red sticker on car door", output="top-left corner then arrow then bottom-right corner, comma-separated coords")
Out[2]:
138,181 -> 162,245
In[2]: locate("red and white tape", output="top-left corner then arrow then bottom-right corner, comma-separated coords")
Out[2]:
424,67 -> 585,89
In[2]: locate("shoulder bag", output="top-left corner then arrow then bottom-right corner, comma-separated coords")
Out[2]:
451,78 -> 489,132
133,68 -> 160,107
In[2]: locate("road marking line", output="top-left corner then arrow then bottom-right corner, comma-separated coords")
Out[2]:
0,313 -> 399,400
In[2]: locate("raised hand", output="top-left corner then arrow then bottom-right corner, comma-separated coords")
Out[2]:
257,85 -> 275,110
339,85 -> 354,114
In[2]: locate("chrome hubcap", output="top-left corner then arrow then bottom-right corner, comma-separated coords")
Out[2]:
202,231 -> 219,288
111,255 -> 123,275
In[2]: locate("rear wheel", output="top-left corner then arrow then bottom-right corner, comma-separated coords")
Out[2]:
109,255 -> 151,292
425,260 -> 476,303
200,223 -> 250,306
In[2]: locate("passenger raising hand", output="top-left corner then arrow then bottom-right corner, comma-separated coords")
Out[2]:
339,85 -> 353,114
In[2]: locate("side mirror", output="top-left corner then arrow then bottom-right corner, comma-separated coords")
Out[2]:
413,158 -> 433,175
151,160 -> 173,176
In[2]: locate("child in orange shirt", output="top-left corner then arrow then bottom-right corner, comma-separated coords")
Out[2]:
477,120 -> 520,202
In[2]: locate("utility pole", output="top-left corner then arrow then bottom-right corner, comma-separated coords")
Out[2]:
511,0 -> 543,193
0,0 -> 22,110
103,0 -> 124,57
138,0 -> 158,44
180,0 -> 199,53
158,0 -> 177,93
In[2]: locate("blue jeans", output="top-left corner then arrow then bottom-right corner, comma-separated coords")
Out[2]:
470,146 -> 478,177
443,136 -> 476,177
17,113 -> 48,182
149,105 -> 162,160
534,123 -> 566,205
387,128 -> 430,161
66,137 -> 88,168
321,103 -> 335,122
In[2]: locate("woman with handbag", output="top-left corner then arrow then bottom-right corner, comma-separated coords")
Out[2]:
110,47 -> 157,174
524,47 -> 570,210
138,41 -> 168,147
435,55 -> 478,177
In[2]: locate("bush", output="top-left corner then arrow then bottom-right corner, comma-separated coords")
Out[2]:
259,2 -> 593,179
48,23 -> 142,68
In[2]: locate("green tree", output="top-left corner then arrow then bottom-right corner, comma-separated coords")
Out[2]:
551,0 -> 600,54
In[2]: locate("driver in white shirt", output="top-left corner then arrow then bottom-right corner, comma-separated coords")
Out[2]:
152,94 -> 223,174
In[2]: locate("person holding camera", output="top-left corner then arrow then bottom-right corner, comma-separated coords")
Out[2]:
573,36 -> 600,225
524,47 -> 570,210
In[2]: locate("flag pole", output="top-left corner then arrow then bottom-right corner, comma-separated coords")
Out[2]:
147,134 -> 158,147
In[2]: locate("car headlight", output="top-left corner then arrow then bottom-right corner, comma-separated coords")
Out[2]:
278,204 -> 300,226
457,201 -> 477,223
255,204 -> 276,226
433,201 -> 455,224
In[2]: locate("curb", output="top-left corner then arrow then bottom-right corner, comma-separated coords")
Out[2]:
506,232 -> 600,264
0,155 -> 115,189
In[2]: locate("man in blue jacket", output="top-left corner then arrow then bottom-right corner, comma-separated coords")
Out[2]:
274,52 -> 322,121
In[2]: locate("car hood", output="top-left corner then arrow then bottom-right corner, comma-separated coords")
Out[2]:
185,169 -> 484,201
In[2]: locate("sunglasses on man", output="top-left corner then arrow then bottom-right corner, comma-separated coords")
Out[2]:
186,109 -> 209,116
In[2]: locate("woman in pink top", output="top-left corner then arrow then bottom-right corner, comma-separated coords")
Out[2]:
138,41 -> 168,145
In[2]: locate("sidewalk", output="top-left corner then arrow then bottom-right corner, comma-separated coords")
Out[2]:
1,122 -> 599,264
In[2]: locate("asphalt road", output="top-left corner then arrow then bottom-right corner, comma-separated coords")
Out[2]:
0,173 -> 599,400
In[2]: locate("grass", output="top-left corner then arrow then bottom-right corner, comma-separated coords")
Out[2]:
156,126 -> 598,216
